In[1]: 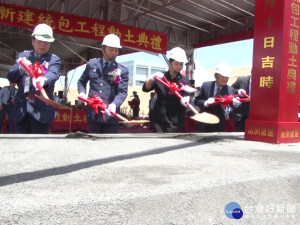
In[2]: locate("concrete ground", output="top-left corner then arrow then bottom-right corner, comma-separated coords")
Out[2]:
0,132 -> 299,225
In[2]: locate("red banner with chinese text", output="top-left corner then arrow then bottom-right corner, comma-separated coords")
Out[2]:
50,109 -> 87,132
245,0 -> 300,143
71,110 -> 87,132
51,109 -> 72,132
0,3 -> 167,54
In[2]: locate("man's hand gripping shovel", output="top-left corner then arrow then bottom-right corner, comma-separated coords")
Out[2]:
154,76 -> 220,124
78,95 -> 149,125
18,58 -> 69,110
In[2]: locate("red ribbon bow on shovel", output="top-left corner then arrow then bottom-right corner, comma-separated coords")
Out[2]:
154,76 -> 220,124
78,95 -> 150,125
18,59 -> 48,99
18,58 -> 69,110
210,94 -> 250,107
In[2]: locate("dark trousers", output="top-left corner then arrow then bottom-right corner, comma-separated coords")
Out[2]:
234,118 -> 247,132
87,121 -> 119,134
0,104 -> 15,133
132,107 -> 139,118
16,113 -> 51,134
149,109 -> 155,131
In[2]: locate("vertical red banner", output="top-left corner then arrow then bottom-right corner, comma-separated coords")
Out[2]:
245,0 -> 300,143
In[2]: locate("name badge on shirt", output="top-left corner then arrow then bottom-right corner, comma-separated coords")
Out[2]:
24,75 -> 30,93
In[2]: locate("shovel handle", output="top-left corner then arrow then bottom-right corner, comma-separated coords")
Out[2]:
78,95 -> 91,104
154,76 -> 200,115
241,90 -> 250,98
186,102 -> 199,115
154,76 -> 220,124
174,91 -> 201,116
110,111 -> 129,122
78,95 -> 129,122
36,82 -> 49,99
19,59 -> 32,73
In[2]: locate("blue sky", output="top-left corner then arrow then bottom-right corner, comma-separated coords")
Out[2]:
117,39 -> 254,69
194,39 -> 254,69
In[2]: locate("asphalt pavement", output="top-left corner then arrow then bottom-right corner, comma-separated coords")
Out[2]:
0,132 -> 299,225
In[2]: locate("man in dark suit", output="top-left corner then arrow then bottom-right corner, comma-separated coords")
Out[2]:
231,75 -> 251,131
194,62 -> 241,132
7,23 -> 61,134
78,34 -> 129,133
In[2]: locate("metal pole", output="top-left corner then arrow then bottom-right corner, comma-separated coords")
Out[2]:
64,72 -> 68,100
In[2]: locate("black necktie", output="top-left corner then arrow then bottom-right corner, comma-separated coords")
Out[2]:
9,88 -> 13,97
7,88 -> 14,104
103,62 -> 108,73
215,87 -> 221,97
9,88 -> 15,98
34,55 -> 40,63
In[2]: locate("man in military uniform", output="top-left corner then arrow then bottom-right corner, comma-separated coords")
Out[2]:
7,23 -> 61,134
78,34 -> 129,133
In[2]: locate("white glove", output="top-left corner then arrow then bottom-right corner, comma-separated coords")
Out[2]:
237,89 -> 247,97
104,108 -> 111,117
150,72 -> 164,81
105,103 -> 116,117
232,97 -> 242,108
108,103 -> 116,113
204,97 -> 215,107
180,96 -> 190,108
17,57 -> 32,73
32,76 -> 47,90
79,92 -> 87,99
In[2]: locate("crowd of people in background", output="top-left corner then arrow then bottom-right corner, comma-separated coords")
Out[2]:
0,23 -> 271,134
